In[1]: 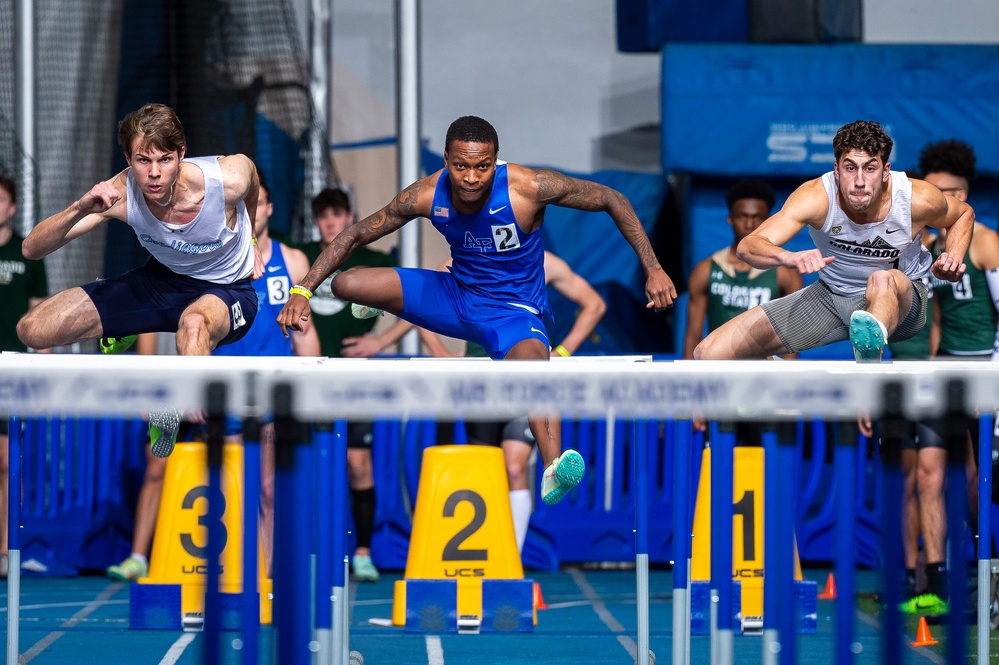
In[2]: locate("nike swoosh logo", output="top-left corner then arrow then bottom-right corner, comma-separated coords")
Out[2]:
267,265 -> 281,272
489,205 -> 508,214
531,327 -> 546,335
885,228 -> 902,234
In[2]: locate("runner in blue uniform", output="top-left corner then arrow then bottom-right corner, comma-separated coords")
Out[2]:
277,115 -> 676,505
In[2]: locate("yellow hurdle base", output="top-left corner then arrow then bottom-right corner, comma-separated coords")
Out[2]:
130,442 -> 272,629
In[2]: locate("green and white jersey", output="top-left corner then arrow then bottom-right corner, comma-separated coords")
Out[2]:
296,243 -> 397,358
705,248 -> 780,332
931,242 -> 997,355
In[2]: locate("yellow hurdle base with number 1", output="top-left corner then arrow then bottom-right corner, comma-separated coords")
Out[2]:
690,446 -> 803,624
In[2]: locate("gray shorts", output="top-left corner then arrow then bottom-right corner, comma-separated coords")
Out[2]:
465,416 -> 534,447
760,278 -> 928,354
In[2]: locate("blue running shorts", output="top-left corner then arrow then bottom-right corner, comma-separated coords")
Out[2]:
395,268 -> 550,359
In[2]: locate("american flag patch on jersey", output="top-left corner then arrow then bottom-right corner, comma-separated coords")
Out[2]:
433,205 -> 449,217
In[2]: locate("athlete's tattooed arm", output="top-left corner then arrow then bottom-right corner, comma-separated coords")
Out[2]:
529,168 -> 677,310
298,179 -> 427,293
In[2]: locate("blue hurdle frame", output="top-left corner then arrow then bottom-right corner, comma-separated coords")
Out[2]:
6,375 -> 996,665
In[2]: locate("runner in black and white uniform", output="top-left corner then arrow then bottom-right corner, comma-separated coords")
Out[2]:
17,103 -> 264,458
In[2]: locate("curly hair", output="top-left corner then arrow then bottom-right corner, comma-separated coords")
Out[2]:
832,120 -> 893,163
725,179 -> 774,212
445,116 -> 499,154
918,139 -> 976,180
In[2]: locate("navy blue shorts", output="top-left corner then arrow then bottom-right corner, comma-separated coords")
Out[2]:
81,258 -> 257,348
396,268 -> 549,360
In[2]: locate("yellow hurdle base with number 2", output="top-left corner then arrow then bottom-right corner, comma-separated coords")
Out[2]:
392,445 -> 532,626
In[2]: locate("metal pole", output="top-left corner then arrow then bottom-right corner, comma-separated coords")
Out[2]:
878,384 -> 907,665
315,423 -> 334,664
242,414 -> 261,665
6,416 -> 22,665
713,424 -> 735,665
274,384 -> 312,665
762,427 -> 779,665
395,0 -> 421,355
943,380 -> 967,665
775,422 -> 797,665
978,414 -> 992,665
672,420 -> 692,665
634,420 -> 649,665
308,0 -> 331,200
331,420 -> 348,665
204,383 -> 228,665
16,0 -> 36,229
834,422 -> 856,665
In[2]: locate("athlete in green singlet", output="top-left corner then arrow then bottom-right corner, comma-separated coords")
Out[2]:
683,179 -> 803,359
894,139 -> 999,616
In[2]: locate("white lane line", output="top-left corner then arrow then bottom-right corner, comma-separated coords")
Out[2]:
159,632 -> 197,665
426,635 -> 444,665
22,583 -> 123,662
570,568 -> 640,660
0,599 -> 129,612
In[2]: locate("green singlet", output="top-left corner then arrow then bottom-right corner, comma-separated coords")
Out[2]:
296,243 -> 397,358
705,248 -> 779,332
931,242 -> 996,355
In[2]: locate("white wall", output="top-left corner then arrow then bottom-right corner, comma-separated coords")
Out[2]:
321,0 -> 660,175
292,0 -> 999,183
419,3 -> 661,173
864,0 -> 999,43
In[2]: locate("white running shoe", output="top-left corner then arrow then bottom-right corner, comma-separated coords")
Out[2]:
148,409 -> 180,458
351,303 -> 384,320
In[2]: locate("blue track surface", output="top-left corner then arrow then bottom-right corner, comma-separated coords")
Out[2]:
0,568 -> 946,664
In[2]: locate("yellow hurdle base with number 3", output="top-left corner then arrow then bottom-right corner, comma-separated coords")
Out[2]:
392,445 -> 532,626
136,442 -> 272,626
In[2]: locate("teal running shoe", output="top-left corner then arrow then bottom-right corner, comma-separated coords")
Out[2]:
106,555 -> 148,582
99,335 -> 138,354
849,310 -> 886,363
541,449 -> 585,505
148,409 -> 180,458
352,554 -> 380,583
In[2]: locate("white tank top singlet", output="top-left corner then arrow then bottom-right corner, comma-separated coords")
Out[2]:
809,170 -> 931,296
126,155 -> 253,284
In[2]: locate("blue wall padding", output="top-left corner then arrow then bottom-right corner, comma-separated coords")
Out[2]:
661,44 -> 999,177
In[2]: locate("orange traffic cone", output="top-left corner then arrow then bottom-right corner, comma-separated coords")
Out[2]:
911,617 -> 938,647
817,573 -> 837,600
533,582 -> 549,610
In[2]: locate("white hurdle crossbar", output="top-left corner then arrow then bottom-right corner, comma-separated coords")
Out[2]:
3,354 -> 999,664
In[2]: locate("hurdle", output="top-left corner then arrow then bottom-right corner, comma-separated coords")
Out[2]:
3,354 -> 999,663
7,414 -> 21,665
